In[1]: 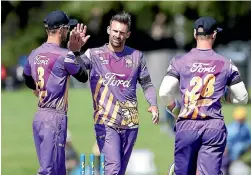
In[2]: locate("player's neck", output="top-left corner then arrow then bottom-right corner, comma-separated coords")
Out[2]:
107,42 -> 124,52
196,41 -> 213,50
46,36 -> 61,46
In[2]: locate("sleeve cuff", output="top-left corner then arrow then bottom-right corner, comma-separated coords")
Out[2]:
73,51 -> 81,56
166,72 -> 180,80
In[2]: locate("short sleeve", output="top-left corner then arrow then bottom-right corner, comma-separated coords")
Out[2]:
64,51 -> 81,75
227,60 -> 242,86
166,57 -> 180,80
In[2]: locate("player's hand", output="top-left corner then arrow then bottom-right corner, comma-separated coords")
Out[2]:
148,106 -> 159,125
33,90 -> 39,97
76,23 -> 90,47
68,27 -> 82,52
166,99 -> 181,120
220,87 -> 230,104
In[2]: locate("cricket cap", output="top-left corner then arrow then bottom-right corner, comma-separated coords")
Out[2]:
44,10 -> 78,29
194,17 -> 222,35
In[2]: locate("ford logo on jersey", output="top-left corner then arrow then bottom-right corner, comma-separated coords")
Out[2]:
190,63 -> 216,73
103,73 -> 132,87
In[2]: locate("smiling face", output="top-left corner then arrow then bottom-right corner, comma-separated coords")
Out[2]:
108,20 -> 131,48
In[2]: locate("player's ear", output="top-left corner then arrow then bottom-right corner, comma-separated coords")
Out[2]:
213,31 -> 217,39
193,29 -> 197,39
107,26 -> 111,35
58,27 -> 63,36
126,31 -> 131,39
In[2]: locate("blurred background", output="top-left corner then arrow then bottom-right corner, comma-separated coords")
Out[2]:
1,1 -> 251,175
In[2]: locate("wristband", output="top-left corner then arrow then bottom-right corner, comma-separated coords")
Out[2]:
73,51 -> 80,56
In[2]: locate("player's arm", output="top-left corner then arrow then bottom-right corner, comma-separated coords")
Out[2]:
159,57 -> 181,118
22,59 -> 36,90
226,83 -> 248,104
159,76 -> 180,116
77,49 -> 92,70
22,59 -> 38,97
138,53 -> 158,107
64,51 -> 88,83
225,61 -> 248,104
137,53 -> 159,124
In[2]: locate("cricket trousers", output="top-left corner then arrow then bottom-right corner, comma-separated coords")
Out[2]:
174,119 -> 227,175
95,124 -> 138,175
32,108 -> 68,175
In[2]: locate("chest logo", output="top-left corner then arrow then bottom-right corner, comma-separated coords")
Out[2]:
99,56 -> 109,65
103,73 -> 131,88
125,56 -> 133,68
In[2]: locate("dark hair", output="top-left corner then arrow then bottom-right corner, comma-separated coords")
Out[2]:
46,28 -> 58,35
110,12 -> 131,31
196,27 -> 213,40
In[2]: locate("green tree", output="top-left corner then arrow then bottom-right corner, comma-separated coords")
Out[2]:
2,1 -> 251,66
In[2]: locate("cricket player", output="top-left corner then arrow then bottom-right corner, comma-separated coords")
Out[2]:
159,17 -> 249,175
22,10 -> 90,175
77,12 -> 159,175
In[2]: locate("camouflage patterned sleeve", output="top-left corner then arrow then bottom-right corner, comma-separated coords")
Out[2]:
78,49 -> 92,70
166,57 -> 180,80
227,60 -> 242,86
138,52 -> 158,107
64,51 -> 81,75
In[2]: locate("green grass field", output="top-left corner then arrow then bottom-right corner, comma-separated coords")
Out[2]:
2,89 -> 251,175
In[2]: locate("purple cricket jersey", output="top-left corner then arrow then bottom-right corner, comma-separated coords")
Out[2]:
167,48 -> 241,120
80,44 -> 157,129
23,43 -> 81,113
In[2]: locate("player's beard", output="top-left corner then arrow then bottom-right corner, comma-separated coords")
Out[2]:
110,37 -> 125,49
60,33 -> 68,48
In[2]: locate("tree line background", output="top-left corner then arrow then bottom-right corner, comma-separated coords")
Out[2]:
2,1 -> 251,67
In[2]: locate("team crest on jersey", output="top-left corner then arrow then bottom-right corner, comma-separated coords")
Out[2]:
99,56 -> 109,65
125,56 -> 134,68
119,100 -> 139,127
94,49 -> 101,54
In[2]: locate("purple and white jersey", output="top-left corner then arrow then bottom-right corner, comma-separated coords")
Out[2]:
23,43 -> 81,113
167,48 -> 241,120
80,44 -> 157,129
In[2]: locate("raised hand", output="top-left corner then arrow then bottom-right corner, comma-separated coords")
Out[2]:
76,23 -> 91,47
68,27 -> 82,52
